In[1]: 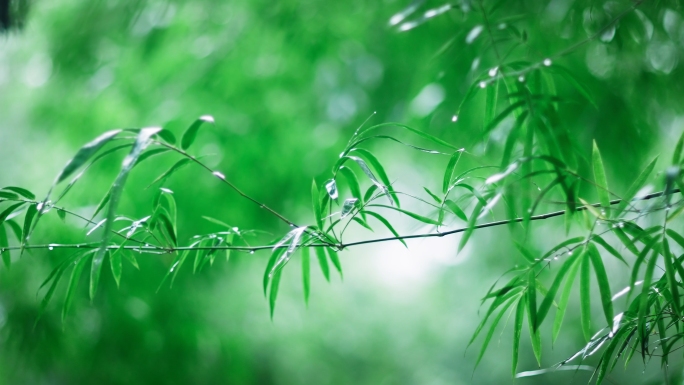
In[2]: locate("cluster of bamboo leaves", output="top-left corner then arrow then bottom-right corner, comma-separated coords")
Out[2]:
0,0 -> 682,382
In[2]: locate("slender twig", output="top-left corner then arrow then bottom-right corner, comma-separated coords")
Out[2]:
4,189 -> 679,253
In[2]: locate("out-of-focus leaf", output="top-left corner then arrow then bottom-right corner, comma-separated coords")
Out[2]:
54,129 -> 122,184
110,249 -> 122,288
20,203 -> 37,256
312,180 -> 323,230
549,65 -> 597,108
592,141 -> 610,214
484,100 -> 526,134
355,122 -> 458,150
155,129 -> 177,145
662,238 -> 681,316
1,186 -> 34,199
474,297 -> 517,369
592,235 -> 627,266
134,147 -> 170,166
0,224 -> 9,269
512,296 -> 524,375
268,268 -> 283,319
444,200 -> 467,221
588,243 -> 614,325
638,247 -> 660,340
181,115 -> 214,150
459,201 -> 484,252
363,211 -> 407,248
615,156 -> 657,217
527,290 -> 542,366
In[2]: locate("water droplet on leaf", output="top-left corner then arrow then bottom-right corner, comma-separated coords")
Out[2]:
543,58 -> 552,66
518,76 -> 525,82
451,115 -> 458,122
478,81 -> 487,88
488,67 -> 498,77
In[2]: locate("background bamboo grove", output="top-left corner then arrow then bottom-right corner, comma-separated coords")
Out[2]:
1,0 -> 684,384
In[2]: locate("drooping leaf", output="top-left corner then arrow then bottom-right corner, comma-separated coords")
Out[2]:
354,122 -> 459,150
349,148 -> 399,206
548,65 -> 597,108
91,127 -> 162,300
268,267 -> 283,319
327,248 -> 342,279
340,198 -> 358,218
181,115 -> 214,150
312,180 -> 323,230
459,201 -> 484,252
155,129 -> 177,145
474,296 -> 517,369
109,249 -> 122,288
263,246 -> 286,295
527,290 -> 542,366
662,238 -> 681,316
592,140 -> 611,214
527,270 -> 537,330
512,296 -> 525,375
363,211 -> 407,248
62,253 -> 90,322
302,247 -> 310,305
580,250 -> 592,341
270,227 -> 307,276
54,129 -> 122,184
338,166 -> 363,203
20,203 -> 38,256
134,147 -> 171,166
592,235 -> 627,266
148,158 -> 193,187
552,252 -> 582,343
315,246 -> 330,282
638,247 -> 660,340
588,243 -> 614,325
423,187 -> 442,204
444,199 -> 467,222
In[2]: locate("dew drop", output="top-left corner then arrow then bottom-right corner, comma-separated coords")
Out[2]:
212,171 -> 226,180
488,67 -> 498,77
518,76 -> 525,82
451,115 -> 458,122
478,81 -> 487,88
568,251 -> 573,256
48,246 -> 53,251
543,58 -> 552,66
249,250 -> 255,254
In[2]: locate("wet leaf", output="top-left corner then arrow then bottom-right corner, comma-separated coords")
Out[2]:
552,253 -> 581,343
181,115 -> 214,150
270,227 -> 307,276
134,147 -> 171,166
355,122 -> 458,150
149,158 -> 193,187
368,204 -> 440,225
512,296 -> 525,375
363,211 -> 407,248
592,235 -> 627,266
315,246 -> 330,282
268,268 -> 282,319
444,200 -> 467,221
20,203 -> 37,256
474,296 -> 517,369
662,238 -> 681,316
349,149 -> 399,206
55,129 -> 122,184
62,253 -> 90,322
536,251 -> 580,328
110,249 -> 122,288
580,250 -> 592,341
338,166 -> 363,202
341,198 -> 358,218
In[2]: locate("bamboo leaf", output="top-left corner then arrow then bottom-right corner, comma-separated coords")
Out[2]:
1,186 -> 34,199
315,246 -> 330,282
269,268 -> 283,319
442,150 -> 463,194
149,158 -> 193,187
312,180 -> 323,230
355,122 -> 459,150
423,187 -> 442,204
536,251 -> 580,328
181,115 -> 214,150
484,100 -> 526,133
368,204 -> 440,225
528,270 -> 537,330
459,201 -> 484,252
263,247 -> 286,295
474,297 -> 516,369
444,199 -> 467,222
348,148 -> 399,206
363,211 -> 407,248
327,247 -> 342,279
580,250 -> 592,341
155,129 -> 176,145
338,166 -> 363,203
20,203 -> 38,256
512,296 -> 525,375
588,243 -> 614,325
638,247 -> 660,341
62,253 -> 90,322
592,141 -> 611,214
552,252 -> 582,343
662,238 -> 681,316
528,290 -> 542,366
592,235 -> 628,266
302,247 -> 310,305
615,156 -> 658,217
110,249 -> 122,288
0,224 -> 9,269
55,129 -> 122,184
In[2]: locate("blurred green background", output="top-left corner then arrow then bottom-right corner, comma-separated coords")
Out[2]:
0,0 -> 683,383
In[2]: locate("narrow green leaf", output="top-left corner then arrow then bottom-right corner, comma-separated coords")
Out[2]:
355,122 -> 458,150
92,127 -> 161,300
474,298 -> 516,369
528,290 -> 542,366
580,250 -> 592,341
148,158 -> 193,187
110,249 -> 122,288
134,147 -> 170,166
484,100 -> 526,133
55,129 -> 122,184
442,150 -> 463,194
592,235 -> 628,266
0,191 -> 18,199
638,247 -> 660,341
444,200 -> 467,221
338,166 -> 363,203
90,189 -> 112,222
0,224 -> 9,269
368,204 -> 440,225
327,248 -> 342,279
157,211 -> 177,246
5,219 -> 22,242
549,65 -> 597,108
666,229 -> 684,249
263,247 -> 286,295
588,243 -> 614,325
512,296 -> 525,375
62,253 -> 89,322
536,252 -> 580,328
459,201 -> 484,252
39,262 -> 69,316
363,211 -> 407,248
528,270 -> 537,330
468,286 -> 524,349
673,131 -> 684,165
552,252 -> 582,343
269,268 -> 283,319
662,238 -> 681,316
349,148 -> 399,206
423,187 -> 442,204
615,156 -> 658,217
1,186 -> 34,199
315,246 -> 330,282
312,180 -> 323,230
155,129 -> 177,145
302,247 -> 310,305
20,203 -> 37,256
592,141 -> 611,214
630,236 -> 660,292
614,228 -> 639,255
181,115 -> 214,150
